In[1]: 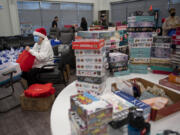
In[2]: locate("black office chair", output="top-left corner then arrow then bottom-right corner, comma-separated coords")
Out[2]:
0,69 -> 22,113
36,51 -> 70,86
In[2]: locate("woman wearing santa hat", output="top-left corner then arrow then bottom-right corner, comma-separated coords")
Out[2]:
22,27 -> 54,86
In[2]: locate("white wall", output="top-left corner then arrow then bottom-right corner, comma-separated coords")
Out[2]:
0,0 -> 20,36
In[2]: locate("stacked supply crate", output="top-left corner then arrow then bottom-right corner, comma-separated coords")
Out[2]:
69,92 -> 113,135
72,39 -> 107,96
77,31 -> 115,52
109,52 -> 129,76
151,36 -> 173,74
108,26 -> 129,55
128,16 -> 154,73
171,27 -> 180,67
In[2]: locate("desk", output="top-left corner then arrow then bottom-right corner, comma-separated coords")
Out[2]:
50,73 -> 180,135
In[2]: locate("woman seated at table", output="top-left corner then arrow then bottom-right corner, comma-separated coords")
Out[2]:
22,27 -> 54,86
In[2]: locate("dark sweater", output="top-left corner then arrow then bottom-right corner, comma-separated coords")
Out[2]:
52,20 -> 58,28
80,22 -> 88,31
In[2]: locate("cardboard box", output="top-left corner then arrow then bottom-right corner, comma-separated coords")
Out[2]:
159,77 -> 180,91
128,22 -> 154,27
128,16 -> 155,22
129,78 -> 180,121
69,110 -> 108,135
109,52 -> 128,63
150,58 -> 170,64
129,43 -> 152,48
70,93 -> 113,128
153,36 -> 171,43
129,64 -> 148,74
75,47 -> 105,56
20,93 -> 55,111
76,70 -> 105,78
72,39 -> 105,50
76,63 -> 105,71
77,31 -> 114,40
134,38 -> 153,44
127,27 -> 155,32
113,91 -> 151,121
77,76 -> 105,84
130,58 -> 150,64
101,93 -> 134,121
130,48 -> 151,58
76,56 -> 106,64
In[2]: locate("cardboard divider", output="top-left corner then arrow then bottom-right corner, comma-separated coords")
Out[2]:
112,78 -> 180,121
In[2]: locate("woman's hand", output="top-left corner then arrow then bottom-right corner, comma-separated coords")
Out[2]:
25,46 -> 30,51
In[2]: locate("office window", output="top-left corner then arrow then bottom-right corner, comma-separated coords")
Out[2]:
17,1 -> 93,35
60,2 -> 78,25
40,2 -> 61,33
77,3 -> 93,26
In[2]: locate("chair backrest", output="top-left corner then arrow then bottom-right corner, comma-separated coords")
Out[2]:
49,27 -> 60,40
60,27 -> 74,44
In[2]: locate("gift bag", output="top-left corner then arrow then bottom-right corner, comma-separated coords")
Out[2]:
24,83 -> 55,97
16,50 -> 35,72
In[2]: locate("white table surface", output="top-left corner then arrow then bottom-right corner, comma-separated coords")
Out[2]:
50,73 -> 180,135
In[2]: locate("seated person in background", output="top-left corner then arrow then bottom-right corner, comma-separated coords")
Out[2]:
22,28 -> 54,86
162,8 -> 180,36
80,17 -> 88,31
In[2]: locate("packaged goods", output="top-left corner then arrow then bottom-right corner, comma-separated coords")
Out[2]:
70,92 -> 113,128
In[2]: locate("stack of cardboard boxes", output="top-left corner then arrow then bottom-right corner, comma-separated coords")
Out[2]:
127,16 -> 154,73
72,39 -> 107,95
69,92 -> 113,135
150,36 -> 173,74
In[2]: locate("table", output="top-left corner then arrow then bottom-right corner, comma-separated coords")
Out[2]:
50,73 -> 180,135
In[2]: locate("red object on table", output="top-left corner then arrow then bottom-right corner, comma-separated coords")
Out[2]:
16,50 -> 35,72
152,70 -> 172,75
72,39 -> 105,50
24,83 -> 55,97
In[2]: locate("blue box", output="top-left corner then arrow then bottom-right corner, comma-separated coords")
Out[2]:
130,48 -> 151,58
129,64 -> 148,74
128,16 -> 154,22
114,91 -> 151,120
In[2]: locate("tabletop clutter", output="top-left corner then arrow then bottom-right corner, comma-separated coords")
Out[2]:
69,25 -> 180,135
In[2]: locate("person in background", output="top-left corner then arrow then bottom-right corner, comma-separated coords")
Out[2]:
80,17 -> 88,31
52,16 -> 59,28
22,28 -> 54,86
162,8 -> 180,36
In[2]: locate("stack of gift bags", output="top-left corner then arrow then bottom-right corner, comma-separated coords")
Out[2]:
72,39 -> 107,96
108,52 -> 129,76
150,36 -> 173,74
128,16 -> 154,73
69,92 -> 113,135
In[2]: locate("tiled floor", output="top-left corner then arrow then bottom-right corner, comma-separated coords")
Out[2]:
0,72 -> 76,135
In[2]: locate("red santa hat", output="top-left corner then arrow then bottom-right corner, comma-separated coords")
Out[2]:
33,28 -> 47,39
